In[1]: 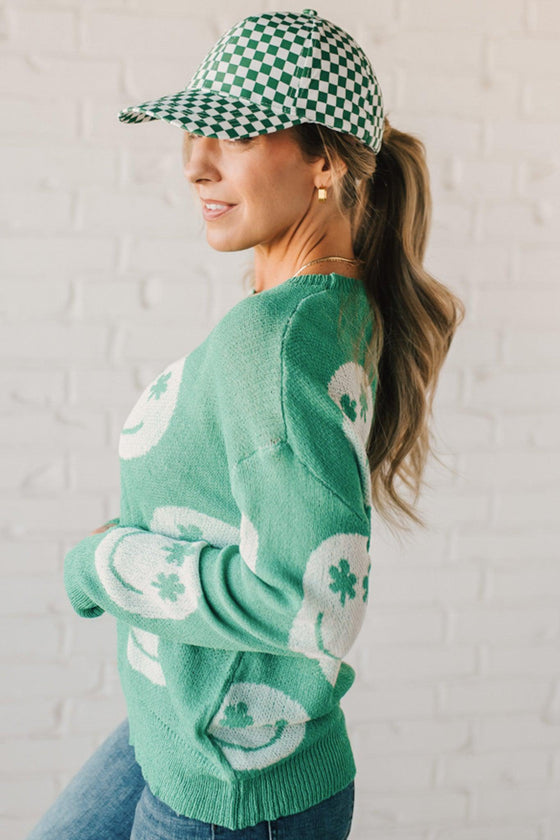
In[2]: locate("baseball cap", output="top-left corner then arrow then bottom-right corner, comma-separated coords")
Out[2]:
117,8 -> 385,153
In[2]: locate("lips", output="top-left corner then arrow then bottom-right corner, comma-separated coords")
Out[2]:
200,197 -> 234,206
201,199 -> 236,221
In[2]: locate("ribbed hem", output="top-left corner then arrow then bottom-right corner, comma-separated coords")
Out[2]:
127,705 -> 356,831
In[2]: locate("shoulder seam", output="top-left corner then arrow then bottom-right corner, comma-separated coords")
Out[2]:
234,438 -> 369,533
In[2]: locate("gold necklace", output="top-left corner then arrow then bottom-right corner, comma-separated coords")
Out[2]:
292,255 -> 363,277
251,255 -> 363,294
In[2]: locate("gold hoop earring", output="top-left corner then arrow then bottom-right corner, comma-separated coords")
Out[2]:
317,187 -> 327,201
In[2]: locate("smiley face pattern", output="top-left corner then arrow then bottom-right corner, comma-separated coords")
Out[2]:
116,366 -> 373,688
208,682 -> 309,771
119,355 -> 186,460
281,360 -> 374,684
63,275 -> 379,829
127,627 -> 166,686
105,364 -> 373,693
115,506 -> 240,685
328,361 -> 374,508
94,507 -> 240,623
288,531 -> 371,683
94,525 -> 201,619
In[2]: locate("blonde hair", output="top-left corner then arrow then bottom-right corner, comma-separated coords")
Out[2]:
288,119 -> 466,536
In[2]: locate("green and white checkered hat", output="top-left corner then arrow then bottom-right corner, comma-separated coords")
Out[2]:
117,8 -> 384,153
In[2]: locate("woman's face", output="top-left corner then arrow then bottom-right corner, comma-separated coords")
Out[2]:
182,128 -> 341,256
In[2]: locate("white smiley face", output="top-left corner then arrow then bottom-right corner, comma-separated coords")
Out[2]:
119,355 -> 186,460
288,531 -> 371,679
93,507 -> 241,620
127,627 -> 166,686
328,361 -> 374,506
208,682 -> 309,771
94,526 -> 201,619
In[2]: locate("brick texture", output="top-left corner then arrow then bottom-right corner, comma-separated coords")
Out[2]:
2,2 -> 560,839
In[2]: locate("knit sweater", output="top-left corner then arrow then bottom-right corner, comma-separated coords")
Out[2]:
63,271 -> 377,830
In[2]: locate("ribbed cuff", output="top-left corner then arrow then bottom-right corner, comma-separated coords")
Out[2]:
63,532 -> 107,618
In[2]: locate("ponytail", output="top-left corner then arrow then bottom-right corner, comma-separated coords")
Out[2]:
291,118 -> 466,535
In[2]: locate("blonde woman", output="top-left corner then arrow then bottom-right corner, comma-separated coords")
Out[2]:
27,9 -> 464,840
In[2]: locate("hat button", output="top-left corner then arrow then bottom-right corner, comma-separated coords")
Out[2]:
302,8 -> 318,15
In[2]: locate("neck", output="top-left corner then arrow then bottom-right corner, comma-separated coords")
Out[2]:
252,208 -> 358,293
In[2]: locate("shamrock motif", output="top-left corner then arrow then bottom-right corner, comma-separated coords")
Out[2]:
208,682 -> 307,770
148,371 -> 171,400
151,572 -> 185,602
177,523 -> 205,541
219,701 -> 254,728
163,542 -> 191,567
328,558 -> 357,607
340,393 -> 357,422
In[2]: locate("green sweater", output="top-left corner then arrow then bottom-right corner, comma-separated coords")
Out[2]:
64,271 -> 377,830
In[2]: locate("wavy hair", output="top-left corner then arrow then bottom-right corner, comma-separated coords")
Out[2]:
287,119 -> 466,536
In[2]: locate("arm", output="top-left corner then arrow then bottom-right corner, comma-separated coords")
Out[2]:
64,442 -> 372,660
90,517 -> 120,535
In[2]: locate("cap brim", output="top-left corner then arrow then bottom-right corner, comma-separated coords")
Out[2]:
117,86 -> 301,139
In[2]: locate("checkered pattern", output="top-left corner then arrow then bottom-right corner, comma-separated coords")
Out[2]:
118,9 -> 384,153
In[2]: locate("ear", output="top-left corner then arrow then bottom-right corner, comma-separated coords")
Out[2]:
312,155 -> 348,190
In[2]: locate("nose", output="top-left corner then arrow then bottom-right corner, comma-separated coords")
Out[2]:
183,135 -> 221,184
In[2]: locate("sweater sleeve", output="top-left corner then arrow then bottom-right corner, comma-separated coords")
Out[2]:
63,441 -> 372,660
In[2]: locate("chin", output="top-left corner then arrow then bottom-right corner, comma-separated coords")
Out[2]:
205,232 -> 257,253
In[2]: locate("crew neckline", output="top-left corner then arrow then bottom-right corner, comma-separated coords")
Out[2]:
250,272 -> 364,296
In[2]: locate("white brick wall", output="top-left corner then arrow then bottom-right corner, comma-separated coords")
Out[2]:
1,1 -> 559,838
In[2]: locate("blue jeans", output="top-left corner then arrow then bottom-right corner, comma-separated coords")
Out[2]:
26,718 -> 355,839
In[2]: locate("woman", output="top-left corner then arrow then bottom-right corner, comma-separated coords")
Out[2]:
27,9 -> 465,840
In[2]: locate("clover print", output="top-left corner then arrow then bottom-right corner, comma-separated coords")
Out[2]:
340,393 -> 357,422
328,558 -> 357,606
151,572 -> 185,602
219,701 -> 254,728
177,523 -> 205,541
161,525 -> 205,568
148,371 -> 171,401
163,543 -> 191,568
